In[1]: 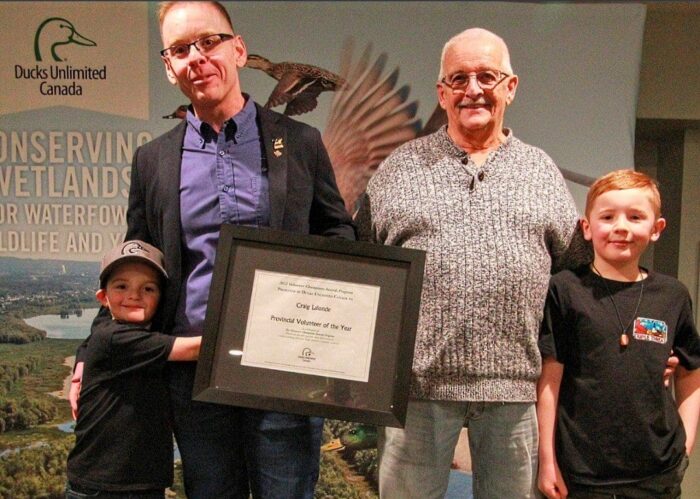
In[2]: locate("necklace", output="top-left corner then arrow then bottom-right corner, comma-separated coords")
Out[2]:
591,264 -> 645,348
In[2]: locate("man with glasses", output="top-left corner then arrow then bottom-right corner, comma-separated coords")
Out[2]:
356,28 -> 581,498
70,2 -> 354,498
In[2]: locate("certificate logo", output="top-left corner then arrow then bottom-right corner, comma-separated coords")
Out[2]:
299,347 -> 316,363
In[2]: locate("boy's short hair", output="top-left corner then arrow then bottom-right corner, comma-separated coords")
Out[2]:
100,240 -> 168,288
585,169 -> 662,218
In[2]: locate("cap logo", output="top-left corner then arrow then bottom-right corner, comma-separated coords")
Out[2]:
121,241 -> 148,256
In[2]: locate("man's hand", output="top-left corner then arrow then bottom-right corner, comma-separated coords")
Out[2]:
664,352 -> 679,387
69,361 -> 84,420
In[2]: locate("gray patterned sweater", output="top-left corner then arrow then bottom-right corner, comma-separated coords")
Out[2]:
356,127 -> 580,402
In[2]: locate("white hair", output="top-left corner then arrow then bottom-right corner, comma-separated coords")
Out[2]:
438,27 -> 514,80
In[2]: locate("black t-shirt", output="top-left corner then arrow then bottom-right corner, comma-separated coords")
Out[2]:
67,320 -> 176,491
539,266 -> 700,487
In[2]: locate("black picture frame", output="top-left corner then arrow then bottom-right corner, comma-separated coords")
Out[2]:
192,224 -> 425,427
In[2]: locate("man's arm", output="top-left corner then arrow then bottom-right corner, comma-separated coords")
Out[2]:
537,357 -> 568,499
309,128 -> 356,240
123,145 -> 152,242
675,366 -> 700,455
69,360 -> 84,420
553,223 -> 593,273
168,336 -> 202,361
354,193 -> 375,243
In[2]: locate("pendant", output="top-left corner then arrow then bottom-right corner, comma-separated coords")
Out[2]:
620,333 -> 630,347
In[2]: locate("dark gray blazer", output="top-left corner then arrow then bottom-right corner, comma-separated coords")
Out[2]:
77,104 -> 354,357
123,103 -> 355,332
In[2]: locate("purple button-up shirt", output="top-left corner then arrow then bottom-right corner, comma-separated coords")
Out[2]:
173,97 -> 270,336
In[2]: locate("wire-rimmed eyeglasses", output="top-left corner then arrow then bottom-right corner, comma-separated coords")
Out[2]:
440,70 -> 510,92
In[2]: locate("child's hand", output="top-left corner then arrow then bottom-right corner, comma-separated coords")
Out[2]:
538,459 -> 568,499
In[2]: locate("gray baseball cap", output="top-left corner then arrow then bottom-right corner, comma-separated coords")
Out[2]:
99,240 -> 168,287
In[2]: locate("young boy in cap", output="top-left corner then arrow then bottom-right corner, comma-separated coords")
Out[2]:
66,240 -> 201,498
537,170 -> 700,498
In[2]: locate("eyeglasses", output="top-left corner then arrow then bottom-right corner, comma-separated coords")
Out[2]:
440,70 -> 510,92
160,33 -> 234,60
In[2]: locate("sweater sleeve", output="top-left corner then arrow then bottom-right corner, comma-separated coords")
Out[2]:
543,159 -> 590,273
354,193 -> 375,243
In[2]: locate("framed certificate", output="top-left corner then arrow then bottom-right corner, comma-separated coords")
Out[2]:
192,224 -> 425,427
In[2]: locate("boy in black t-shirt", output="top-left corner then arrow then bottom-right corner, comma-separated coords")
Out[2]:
66,241 -> 201,498
537,169 -> 700,498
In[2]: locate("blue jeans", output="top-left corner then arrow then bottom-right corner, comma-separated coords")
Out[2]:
378,399 -> 540,499
168,364 -> 323,499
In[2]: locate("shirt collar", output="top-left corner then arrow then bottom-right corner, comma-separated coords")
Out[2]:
185,94 -> 258,144
438,125 -> 513,158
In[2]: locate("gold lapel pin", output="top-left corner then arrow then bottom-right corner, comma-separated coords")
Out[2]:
273,138 -> 284,157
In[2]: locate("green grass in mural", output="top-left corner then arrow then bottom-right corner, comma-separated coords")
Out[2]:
0,339 -> 79,498
0,338 -> 379,498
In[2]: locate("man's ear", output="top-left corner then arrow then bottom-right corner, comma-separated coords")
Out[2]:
437,82 -> 448,111
651,217 -> 666,242
505,74 -> 518,105
96,289 -> 109,308
581,217 -> 592,241
162,57 -> 178,86
233,35 -> 247,68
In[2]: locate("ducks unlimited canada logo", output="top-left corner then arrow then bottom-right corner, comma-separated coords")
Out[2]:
13,16 -> 106,96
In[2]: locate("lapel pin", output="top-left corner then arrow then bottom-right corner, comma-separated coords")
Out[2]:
273,137 -> 284,157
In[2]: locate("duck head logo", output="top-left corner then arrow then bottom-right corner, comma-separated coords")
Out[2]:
34,17 -> 96,62
299,347 -> 316,362
121,241 -> 148,256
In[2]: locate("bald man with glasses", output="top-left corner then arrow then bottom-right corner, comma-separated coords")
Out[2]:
356,27 -> 583,498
